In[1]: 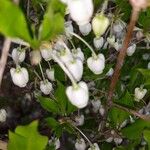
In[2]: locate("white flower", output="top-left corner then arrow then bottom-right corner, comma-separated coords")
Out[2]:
10,67 -> 29,88
127,44 -> 136,56
40,49 -> 52,61
66,81 -> 89,108
106,68 -> 114,76
87,54 -> 105,74
114,42 -> 122,51
79,23 -> 92,36
68,0 -> 94,25
99,105 -> 105,116
46,68 -> 55,81
88,143 -> 100,150
142,53 -> 150,60
107,36 -> 115,46
12,48 -> 25,63
0,109 -> 7,122
148,62 -> 150,69
49,138 -> 60,150
72,48 -> 85,62
67,59 -> 83,81
91,100 -> 101,113
92,14 -> 109,38
40,80 -> 53,95
30,50 -> 41,65
113,20 -> 125,33
74,114 -> 85,126
75,138 -> 86,150
106,137 -> 113,143
114,138 -> 122,145
65,21 -> 74,38
134,87 -> 147,102
93,37 -> 104,49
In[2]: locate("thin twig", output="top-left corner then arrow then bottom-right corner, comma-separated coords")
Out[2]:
113,103 -> 150,121
0,38 -> 11,86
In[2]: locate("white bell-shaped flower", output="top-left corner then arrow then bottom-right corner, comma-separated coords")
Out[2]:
40,80 -> 53,95
66,81 -> 89,108
79,23 -> 92,36
113,20 -> 125,33
88,143 -> 100,150
72,48 -> 85,62
106,68 -> 114,76
127,44 -> 136,56
148,62 -> 150,69
49,138 -> 60,150
91,100 -> 101,113
92,14 -> 109,38
75,138 -> 86,150
46,68 -> 55,81
87,54 -> 105,74
68,0 -> 94,25
0,109 -> 7,122
93,37 -> 104,49
12,48 -> 26,63
40,43 -> 52,61
65,21 -> 74,38
10,67 -> 29,88
107,36 -> 115,46
134,87 -> 147,102
114,138 -> 122,145
106,137 -> 113,143
114,42 -> 122,51
74,114 -> 85,126
67,59 -> 83,81
59,48 -> 73,64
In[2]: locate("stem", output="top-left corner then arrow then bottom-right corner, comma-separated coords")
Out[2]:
69,32 -> 97,57
68,38 -> 76,51
113,103 -> 150,121
71,124 -> 92,146
101,0 -> 109,14
47,61 -> 51,69
51,52 -> 78,88
39,62 -> 45,81
34,70 -> 42,80
107,9 -> 140,106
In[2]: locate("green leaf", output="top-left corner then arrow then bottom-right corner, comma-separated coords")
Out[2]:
108,107 -> 129,127
138,69 -> 150,85
0,0 -> 32,45
45,117 -> 60,129
8,121 -> 48,150
115,91 -> 134,108
39,0 -> 65,41
122,119 -> 150,140
38,96 -> 60,114
143,130 -> 150,148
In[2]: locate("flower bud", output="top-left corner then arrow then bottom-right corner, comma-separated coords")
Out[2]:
74,114 -> 85,126
134,87 -> 147,102
46,68 -> 55,81
68,0 -> 93,25
91,100 -> 101,113
107,36 -> 115,46
10,67 -> 29,87
67,59 -> 83,81
113,20 -> 125,33
40,80 -> 53,95
106,68 -> 114,76
72,48 -> 85,62
114,42 -> 122,51
12,48 -> 25,63
79,23 -> 92,36
88,143 -> 100,150
127,44 -> 136,56
75,138 -> 86,150
93,37 -> 104,49
66,81 -> 89,108
30,50 -> 41,65
92,14 -> 109,38
0,109 -> 7,122
87,54 -> 105,74
40,43 -> 52,61
114,138 -> 122,145
106,137 -> 113,143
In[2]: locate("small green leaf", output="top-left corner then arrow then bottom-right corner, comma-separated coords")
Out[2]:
122,119 -> 150,140
39,0 -> 65,41
143,130 -> 150,148
138,69 -> 150,85
38,96 -> 60,114
8,121 -> 48,150
0,0 -> 32,45
45,117 -> 60,129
